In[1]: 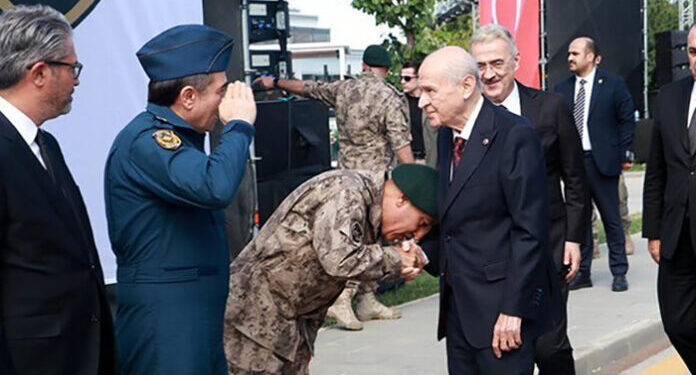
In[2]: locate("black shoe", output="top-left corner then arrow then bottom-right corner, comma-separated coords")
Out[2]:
612,275 -> 628,292
568,272 -> 593,290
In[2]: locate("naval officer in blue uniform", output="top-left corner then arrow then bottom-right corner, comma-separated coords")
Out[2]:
104,24 -> 257,375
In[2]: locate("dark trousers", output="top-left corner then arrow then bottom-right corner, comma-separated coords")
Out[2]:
658,219 -> 696,372
580,153 -> 628,276
445,291 -> 535,375
535,277 -> 574,375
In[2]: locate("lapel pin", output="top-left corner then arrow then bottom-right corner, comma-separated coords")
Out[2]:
482,138 -> 490,146
598,78 -> 604,84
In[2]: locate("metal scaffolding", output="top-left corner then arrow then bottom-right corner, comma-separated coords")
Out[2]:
434,0 -> 475,25
679,0 -> 695,30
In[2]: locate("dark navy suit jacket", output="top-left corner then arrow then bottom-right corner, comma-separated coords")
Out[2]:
554,69 -> 636,177
423,98 -> 562,349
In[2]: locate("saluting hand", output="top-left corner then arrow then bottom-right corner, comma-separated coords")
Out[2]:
219,81 -> 257,125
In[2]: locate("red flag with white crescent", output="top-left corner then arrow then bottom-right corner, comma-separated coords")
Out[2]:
479,0 -> 540,88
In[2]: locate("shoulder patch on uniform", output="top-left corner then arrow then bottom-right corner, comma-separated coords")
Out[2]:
351,221 -> 364,243
385,81 -> 404,97
152,129 -> 182,151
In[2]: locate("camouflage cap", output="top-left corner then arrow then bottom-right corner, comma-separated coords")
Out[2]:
362,44 -> 392,68
391,164 -> 438,217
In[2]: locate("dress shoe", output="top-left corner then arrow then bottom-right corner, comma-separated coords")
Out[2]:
612,275 -> 629,292
568,272 -> 593,291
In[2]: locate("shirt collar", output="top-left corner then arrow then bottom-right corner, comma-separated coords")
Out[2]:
576,67 -> 596,85
453,94 -> 483,141
499,81 -> 521,116
146,102 -> 197,131
0,94 -> 38,145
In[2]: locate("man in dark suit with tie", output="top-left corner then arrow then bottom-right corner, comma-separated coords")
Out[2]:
555,37 -> 635,292
643,23 -> 696,372
417,46 -> 561,375
471,24 -> 588,375
0,5 -> 115,375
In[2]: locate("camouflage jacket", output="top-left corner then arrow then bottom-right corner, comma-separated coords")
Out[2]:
224,170 -> 403,361
303,72 -> 412,170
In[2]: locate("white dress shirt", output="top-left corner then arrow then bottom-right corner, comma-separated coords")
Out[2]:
450,95 -> 483,180
499,81 -> 522,116
573,67 -> 597,151
688,82 -> 696,129
0,95 -> 46,168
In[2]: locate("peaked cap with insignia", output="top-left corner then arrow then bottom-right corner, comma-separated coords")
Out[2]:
137,24 -> 234,82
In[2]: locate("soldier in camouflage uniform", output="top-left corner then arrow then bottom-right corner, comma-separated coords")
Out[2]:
255,45 -> 414,330
223,164 -> 437,374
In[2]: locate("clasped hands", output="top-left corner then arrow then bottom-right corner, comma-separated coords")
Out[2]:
396,240 -> 426,282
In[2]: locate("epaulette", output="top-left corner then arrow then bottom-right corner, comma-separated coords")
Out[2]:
385,81 -> 405,97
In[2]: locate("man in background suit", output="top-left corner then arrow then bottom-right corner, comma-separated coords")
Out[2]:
417,46 -> 561,374
555,37 -> 635,292
0,5 -> 115,375
471,24 -> 588,375
643,22 -> 696,373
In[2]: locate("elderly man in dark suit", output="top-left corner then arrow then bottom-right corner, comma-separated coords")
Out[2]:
555,37 -> 635,292
0,5 -> 115,375
416,45 -> 562,375
643,22 -> 696,373
471,24 -> 588,375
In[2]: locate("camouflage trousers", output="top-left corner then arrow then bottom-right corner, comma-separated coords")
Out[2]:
226,328 -> 311,375
345,280 -> 378,295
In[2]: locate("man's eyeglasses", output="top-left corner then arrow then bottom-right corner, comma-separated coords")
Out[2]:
477,58 -> 510,74
43,60 -> 83,79
400,75 -> 417,82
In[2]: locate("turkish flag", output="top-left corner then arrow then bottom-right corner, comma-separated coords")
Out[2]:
479,0 -> 540,88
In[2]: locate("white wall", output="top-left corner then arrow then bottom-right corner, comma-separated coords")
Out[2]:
43,1 -> 204,283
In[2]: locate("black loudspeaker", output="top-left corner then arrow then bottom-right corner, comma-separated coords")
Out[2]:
655,30 -> 691,87
546,0 -> 644,116
632,119 -> 654,164
254,99 -> 332,226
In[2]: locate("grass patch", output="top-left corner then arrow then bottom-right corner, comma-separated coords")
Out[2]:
628,163 -> 646,172
377,273 -> 439,307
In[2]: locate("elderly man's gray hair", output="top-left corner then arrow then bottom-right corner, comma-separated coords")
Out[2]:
471,23 -> 518,57
0,5 -> 72,89
437,46 -> 482,91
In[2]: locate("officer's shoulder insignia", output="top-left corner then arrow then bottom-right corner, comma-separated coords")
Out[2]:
351,221 -> 364,242
385,81 -> 404,96
152,129 -> 182,151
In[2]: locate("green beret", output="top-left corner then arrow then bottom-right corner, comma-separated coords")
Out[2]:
391,164 -> 438,217
363,44 -> 392,68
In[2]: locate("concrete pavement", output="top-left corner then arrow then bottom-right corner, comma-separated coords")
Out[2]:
310,234 -> 664,375
311,172 -> 667,375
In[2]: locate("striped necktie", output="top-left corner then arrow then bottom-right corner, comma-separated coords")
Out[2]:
574,79 -> 587,139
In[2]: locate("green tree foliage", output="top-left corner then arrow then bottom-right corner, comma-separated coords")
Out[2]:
351,0 -> 473,86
